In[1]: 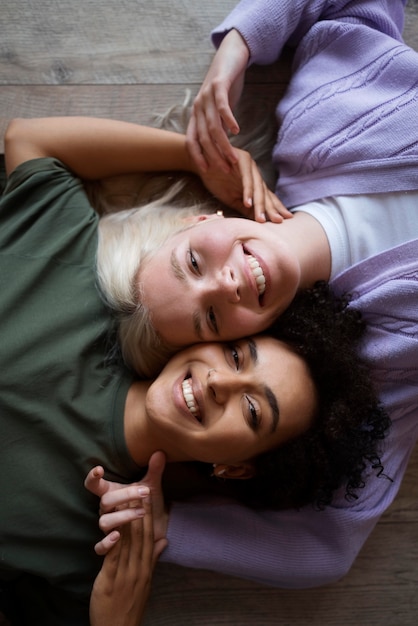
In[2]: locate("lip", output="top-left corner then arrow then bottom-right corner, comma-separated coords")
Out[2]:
172,372 -> 204,425
242,245 -> 270,307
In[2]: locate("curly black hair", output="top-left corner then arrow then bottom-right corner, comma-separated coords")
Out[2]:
199,281 -> 392,511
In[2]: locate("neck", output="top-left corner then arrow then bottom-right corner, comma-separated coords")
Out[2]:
276,211 -> 331,287
123,380 -> 159,466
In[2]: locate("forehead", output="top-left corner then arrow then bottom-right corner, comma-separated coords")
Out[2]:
177,216 -> 259,240
255,336 -> 315,407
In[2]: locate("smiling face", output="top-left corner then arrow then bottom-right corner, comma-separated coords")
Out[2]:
138,216 -> 301,348
144,336 -> 317,466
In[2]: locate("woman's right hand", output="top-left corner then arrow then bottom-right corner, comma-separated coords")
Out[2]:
186,29 -> 250,173
89,492 -> 167,626
199,146 -> 291,222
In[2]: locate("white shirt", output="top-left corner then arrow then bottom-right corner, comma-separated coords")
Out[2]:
293,190 -> 418,278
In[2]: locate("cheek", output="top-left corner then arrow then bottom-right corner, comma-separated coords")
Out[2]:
204,423 -> 257,462
222,308 -> 272,337
141,272 -> 167,307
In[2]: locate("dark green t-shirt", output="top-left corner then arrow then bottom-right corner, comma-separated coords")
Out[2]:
0,158 -> 136,624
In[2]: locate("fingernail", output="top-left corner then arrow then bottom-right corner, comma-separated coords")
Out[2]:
138,487 -> 149,497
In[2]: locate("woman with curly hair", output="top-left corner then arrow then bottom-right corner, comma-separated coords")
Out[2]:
86,278 -> 392,626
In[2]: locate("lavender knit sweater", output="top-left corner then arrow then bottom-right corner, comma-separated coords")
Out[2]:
212,0 -> 414,206
163,0 -> 418,589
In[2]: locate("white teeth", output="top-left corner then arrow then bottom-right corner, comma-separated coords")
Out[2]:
246,254 -> 266,296
182,378 -> 198,415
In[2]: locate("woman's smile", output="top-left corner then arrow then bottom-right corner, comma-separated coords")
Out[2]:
139,216 -> 301,347
143,338 -> 317,466
181,377 -> 202,422
177,372 -> 205,425
242,245 -> 268,303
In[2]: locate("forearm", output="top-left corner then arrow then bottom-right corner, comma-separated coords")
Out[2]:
163,494 -> 384,588
4,117 -> 198,179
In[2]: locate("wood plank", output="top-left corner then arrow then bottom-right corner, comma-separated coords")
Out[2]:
1,0 -> 416,89
0,0 -> 237,85
404,0 -> 418,51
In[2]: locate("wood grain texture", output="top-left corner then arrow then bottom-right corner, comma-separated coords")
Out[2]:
0,0 -> 238,85
1,1 -> 418,624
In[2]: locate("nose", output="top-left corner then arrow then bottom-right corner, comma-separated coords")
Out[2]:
207,368 -> 243,404
210,266 -> 240,303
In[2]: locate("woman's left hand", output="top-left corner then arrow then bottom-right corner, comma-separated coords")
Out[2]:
89,493 -> 167,626
84,451 -> 168,555
198,146 -> 292,223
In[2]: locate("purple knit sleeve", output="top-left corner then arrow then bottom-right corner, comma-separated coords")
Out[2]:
211,0 -> 407,65
163,468 -> 400,588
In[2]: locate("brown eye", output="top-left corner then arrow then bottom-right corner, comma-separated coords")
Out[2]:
231,346 -> 239,369
208,307 -> 218,334
246,396 -> 260,431
188,249 -> 200,274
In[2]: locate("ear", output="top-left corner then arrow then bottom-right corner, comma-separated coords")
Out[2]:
181,212 -> 224,225
212,462 -> 255,481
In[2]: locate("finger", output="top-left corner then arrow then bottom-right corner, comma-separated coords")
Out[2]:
265,190 -> 292,223
196,113 -> 231,173
250,165 -> 268,223
94,529 -> 121,556
194,91 -> 237,172
261,186 -> 282,223
99,506 -> 146,534
100,484 -> 150,512
84,466 -> 107,497
186,115 -> 209,172
127,495 -> 154,572
218,102 -> 240,137
143,451 -> 166,489
152,538 -> 169,566
213,84 -> 240,138
240,163 -> 256,214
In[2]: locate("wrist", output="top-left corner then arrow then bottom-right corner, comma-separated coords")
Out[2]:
184,137 -> 201,175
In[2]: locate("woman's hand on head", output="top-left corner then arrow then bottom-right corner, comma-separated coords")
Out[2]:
186,29 -> 250,173
199,146 -> 291,222
89,488 -> 167,626
85,451 -> 169,556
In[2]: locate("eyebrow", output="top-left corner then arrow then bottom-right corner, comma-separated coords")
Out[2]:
248,338 -> 280,434
170,250 -> 204,341
170,250 -> 186,282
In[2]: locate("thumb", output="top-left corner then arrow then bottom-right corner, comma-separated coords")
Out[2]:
153,538 -> 169,565
145,451 -> 167,488
84,466 -> 108,497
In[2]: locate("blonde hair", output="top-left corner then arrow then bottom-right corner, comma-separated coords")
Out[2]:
95,178 -> 219,377
92,92 -> 277,377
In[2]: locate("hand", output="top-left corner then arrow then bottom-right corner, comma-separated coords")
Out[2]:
84,451 -> 168,555
199,146 -> 292,223
186,29 -> 250,173
89,493 -> 168,626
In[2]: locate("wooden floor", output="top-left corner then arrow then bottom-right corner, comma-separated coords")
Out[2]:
1,1 -> 418,625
